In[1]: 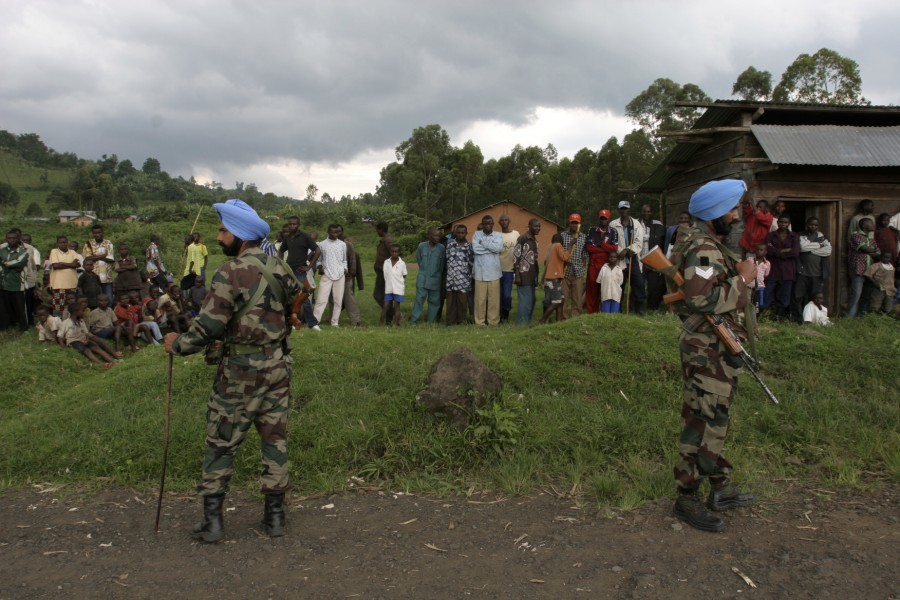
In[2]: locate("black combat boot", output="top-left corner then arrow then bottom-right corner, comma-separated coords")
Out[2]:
673,490 -> 725,532
192,494 -> 225,543
263,493 -> 286,537
499,308 -> 509,323
707,481 -> 756,512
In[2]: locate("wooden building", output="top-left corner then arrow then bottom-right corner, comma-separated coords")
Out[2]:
57,210 -> 98,226
639,101 -> 900,312
441,200 -> 563,261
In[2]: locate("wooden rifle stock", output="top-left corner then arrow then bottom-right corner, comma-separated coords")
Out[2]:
641,246 -> 685,304
641,247 -> 779,404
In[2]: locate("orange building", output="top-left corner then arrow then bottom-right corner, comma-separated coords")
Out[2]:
441,201 -> 562,262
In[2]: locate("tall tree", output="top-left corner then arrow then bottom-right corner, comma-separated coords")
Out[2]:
305,184 -> 318,203
732,66 -> 773,101
626,78 -> 711,155
446,140 -> 485,215
772,48 -> 868,105
395,124 -> 452,220
142,157 -> 161,175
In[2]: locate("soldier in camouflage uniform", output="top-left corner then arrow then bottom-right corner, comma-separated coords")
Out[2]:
165,199 -> 299,543
667,179 -> 758,532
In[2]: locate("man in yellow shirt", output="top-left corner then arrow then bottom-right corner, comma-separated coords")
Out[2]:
182,234 -> 204,288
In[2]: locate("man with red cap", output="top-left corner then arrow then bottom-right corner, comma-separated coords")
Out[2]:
560,214 -> 588,318
585,209 -> 619,314
667,179 -> 758,532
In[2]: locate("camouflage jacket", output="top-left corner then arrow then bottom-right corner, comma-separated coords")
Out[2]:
668,224 -> 750,333
173,247 -> 300,356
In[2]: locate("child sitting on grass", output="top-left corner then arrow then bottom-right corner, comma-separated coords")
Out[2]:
63,302 -> 121,367
186,276 -> 207,316
113,292 -> 141,352
139,299 -> 164,344
159,284 -> 193,333
35,305 -> 64,345
802,291 -> 832,326
87,293 -> 126,353
381,244 -> 407,326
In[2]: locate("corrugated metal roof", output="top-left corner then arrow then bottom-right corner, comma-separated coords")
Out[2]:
752,125 -> 900,166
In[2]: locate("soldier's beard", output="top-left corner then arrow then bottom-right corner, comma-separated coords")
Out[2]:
711,217 -> 732,237
220,237 -> 244,256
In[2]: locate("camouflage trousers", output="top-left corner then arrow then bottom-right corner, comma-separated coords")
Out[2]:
199,352 -> 293,496
675,325 -> 743,490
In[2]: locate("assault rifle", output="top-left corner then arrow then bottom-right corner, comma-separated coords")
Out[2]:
641,246 -> 780,405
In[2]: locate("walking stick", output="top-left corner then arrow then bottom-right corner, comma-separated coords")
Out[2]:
155,352 -> 174,532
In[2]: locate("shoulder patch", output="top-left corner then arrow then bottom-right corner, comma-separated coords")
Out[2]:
695,266 -> 715,280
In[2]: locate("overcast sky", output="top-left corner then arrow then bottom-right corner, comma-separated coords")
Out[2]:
3,0 -> 899,200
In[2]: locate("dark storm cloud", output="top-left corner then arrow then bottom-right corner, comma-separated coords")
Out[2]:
1,0 -> 898,193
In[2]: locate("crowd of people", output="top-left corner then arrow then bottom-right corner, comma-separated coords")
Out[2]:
277,199 -> 899,330
1,199 -> 898,348
0,225 -> 209,366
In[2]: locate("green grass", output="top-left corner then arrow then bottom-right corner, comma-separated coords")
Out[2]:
1,295 -> 897,509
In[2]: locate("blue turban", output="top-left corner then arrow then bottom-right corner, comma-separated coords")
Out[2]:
214,199 -> 270,241
688,180 -> 746,222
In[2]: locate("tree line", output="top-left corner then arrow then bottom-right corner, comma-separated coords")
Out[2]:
1,47 -> 867,225
370,47 -> 868,225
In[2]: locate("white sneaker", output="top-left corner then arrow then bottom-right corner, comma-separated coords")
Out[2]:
311,325 -> 321,331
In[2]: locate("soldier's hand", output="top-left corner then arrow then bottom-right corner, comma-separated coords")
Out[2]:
163,332 -> 179,354
736,259 -> 757,285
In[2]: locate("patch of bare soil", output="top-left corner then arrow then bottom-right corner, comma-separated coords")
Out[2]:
0,483 -> 896,599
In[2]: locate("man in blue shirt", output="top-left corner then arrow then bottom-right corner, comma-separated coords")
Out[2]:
472,215 -> 503,325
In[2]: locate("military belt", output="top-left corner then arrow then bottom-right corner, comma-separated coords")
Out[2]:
226,343 -> 281,359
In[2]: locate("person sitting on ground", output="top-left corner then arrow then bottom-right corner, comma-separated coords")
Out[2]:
865,250 -> 897,314
113,292 -> 141,352
63,302 -> 121,366
77,257 -> 104,309
35,304 -> 64,345
60,291 -> 79,321
139,299 -> 164,344
186,276 -> 207,316
802,292 -> 832,326
540,233 -> 571,324
87,293 -> 125,352
159,284 -> 193,333
381,243 -> 407,326
597,251 -> 625,314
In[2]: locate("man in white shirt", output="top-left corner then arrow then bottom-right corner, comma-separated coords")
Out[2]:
802,292 -> 831,326
312,224 -> 348,327
609,201 -> 647,314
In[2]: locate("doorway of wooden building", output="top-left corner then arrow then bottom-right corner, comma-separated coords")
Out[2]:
778,198 -> 841,315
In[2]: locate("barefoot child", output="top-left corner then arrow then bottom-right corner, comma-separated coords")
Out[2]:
381,243 -> 407,326
87,293 -> 125,353
63,302 -> 121,366
540,233 -> 571,324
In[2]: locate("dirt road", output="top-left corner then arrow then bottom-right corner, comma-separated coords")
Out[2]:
1,484 -> 896,599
